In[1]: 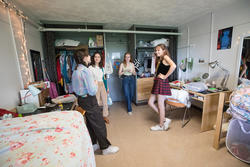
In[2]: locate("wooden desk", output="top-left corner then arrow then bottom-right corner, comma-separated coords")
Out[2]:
135,77 -> 154,104
171,85 -> 231,132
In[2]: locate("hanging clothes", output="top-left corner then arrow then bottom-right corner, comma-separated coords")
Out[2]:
57,51 -> 76,94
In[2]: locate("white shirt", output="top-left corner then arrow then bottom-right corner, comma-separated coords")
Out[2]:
89,66 -> 104,82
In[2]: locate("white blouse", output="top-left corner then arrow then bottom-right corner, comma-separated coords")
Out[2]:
89,66 -> 104,82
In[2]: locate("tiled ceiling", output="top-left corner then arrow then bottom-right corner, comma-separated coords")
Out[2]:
12,0 -> 238,29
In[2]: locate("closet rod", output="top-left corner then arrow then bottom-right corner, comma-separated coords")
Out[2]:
40,28 -> 181,35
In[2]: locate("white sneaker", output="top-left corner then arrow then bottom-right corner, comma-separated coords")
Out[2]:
93,143 -> 100,152
128,112 -> 133,115
164,118 -> 172,129
150,124 -> 165,131
102,145 -> 119,155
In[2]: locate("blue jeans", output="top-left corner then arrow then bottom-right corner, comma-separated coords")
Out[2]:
122,75 -> 135,112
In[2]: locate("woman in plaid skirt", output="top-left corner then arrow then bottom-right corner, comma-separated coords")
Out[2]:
148,44 -> 176,131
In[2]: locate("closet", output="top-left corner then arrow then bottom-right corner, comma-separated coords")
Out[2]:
128,25 -> 178,104
43,24 -> 106,95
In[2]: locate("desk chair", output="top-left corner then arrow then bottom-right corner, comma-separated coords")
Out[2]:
71,99 -> 86,116
165,98 -> 191,128
71,99 -> 109,124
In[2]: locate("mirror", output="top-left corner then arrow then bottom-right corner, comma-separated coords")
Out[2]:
239,36 -> 250,80
30,50 -> 44,81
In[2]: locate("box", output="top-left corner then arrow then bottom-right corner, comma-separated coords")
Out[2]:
20,90 -> 40,107
38,88 -> 50,106
20,88 -> 50,107
96,35 -> 103,47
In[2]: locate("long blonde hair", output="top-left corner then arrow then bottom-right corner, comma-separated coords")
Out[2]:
123,52 -> 133,67
155,44 -> 171,71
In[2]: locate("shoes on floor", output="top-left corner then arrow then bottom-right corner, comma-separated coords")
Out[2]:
164,118 -> 172,129
102,145 -> 119,155
150,118 -> 172,131
103,117 -> 110,124
150,124 -> 167,131
93,143 -> 100,152
128,112 -> 133,115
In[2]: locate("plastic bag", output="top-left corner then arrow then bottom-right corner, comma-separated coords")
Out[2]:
150,38 -> 169,47
16,103 -> 38,114
104,54 -> 113,75
107,94 -> 112,106
183,82 -> 208,92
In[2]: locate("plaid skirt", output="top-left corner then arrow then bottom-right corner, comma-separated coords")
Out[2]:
151,77 -> 172,95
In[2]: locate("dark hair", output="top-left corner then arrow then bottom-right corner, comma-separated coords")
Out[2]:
74,50 -> 88,67
123,52 -> 133,67
91,52 -> 103,68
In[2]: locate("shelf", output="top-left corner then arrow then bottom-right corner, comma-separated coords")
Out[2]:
55,45 -> 88,51
191,96 -> 204,102
88,47 -> 104,49
136,46 -> 155,49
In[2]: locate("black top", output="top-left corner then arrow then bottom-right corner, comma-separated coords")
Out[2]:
156,61 -> 170,76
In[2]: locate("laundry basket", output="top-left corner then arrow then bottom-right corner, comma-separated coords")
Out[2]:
226,118 -> 250,163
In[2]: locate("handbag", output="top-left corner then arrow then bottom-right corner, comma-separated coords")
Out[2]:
107,93 -> 113,106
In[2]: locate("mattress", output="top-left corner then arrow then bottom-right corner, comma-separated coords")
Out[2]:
0,111 -> 95,167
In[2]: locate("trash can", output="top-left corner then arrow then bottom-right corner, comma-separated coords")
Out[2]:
226,118 -> 250,163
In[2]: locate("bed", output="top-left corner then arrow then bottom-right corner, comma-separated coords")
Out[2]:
0,111 -> 96,167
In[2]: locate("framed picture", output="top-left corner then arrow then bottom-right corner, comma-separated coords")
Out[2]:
217,27 -> 233,50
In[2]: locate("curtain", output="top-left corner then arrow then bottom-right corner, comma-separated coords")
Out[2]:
168,35 -> 178,81
43,32 -> 58,83
9,10 -> 32,88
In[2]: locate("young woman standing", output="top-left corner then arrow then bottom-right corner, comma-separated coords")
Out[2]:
148,44 -> 176,131
119,52 -> 136,115
72,51 -> 119,154
89,52 -> 109,123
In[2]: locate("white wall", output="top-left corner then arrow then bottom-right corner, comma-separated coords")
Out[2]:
0,5 -> 43,110
177,0 -> 250,89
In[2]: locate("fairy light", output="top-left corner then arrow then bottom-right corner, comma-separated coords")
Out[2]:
1,0 -> 32,87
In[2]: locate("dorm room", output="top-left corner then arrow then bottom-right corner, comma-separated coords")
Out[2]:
0,0 -> 249,166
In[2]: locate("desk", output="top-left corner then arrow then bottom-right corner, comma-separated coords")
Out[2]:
171,85 -> 231,132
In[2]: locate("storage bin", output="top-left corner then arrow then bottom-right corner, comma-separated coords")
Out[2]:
226,118 -> 250,163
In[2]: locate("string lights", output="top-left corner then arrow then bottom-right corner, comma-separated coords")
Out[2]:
1,0 -> 31,88
0,0 -> 28,20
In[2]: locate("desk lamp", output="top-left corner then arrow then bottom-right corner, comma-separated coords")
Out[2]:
209,60 -> 230,90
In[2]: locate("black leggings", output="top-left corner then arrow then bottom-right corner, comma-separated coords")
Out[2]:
78,95 -> 111,150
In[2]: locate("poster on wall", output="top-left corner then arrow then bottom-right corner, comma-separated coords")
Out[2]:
217,27 -> 233,50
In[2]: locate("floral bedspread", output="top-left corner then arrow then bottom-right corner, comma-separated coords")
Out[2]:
230,84 -> 250,112
0,111 -> 96,167
227,83 -> 250,122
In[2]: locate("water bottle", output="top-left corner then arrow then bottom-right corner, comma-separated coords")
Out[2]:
58,103 -> 63,111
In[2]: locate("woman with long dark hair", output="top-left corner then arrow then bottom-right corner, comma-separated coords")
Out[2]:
89,52 -> 109,123
72,50 -> 119,155
119,52 -> 136,115
148,44 -> 176,131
